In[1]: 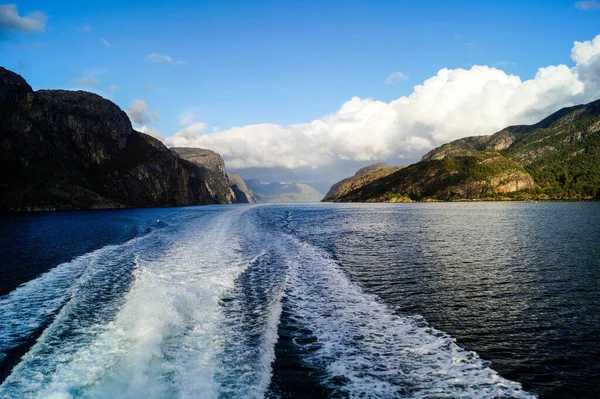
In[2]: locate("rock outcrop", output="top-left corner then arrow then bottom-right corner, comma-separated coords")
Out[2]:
322,162 -> 406,202
0,67 -> 221,212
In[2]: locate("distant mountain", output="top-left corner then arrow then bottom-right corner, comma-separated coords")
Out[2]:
245,180 -> 323,203
0,67 -> 221,212
171,148 -> 256,204
324,99 -> 600,202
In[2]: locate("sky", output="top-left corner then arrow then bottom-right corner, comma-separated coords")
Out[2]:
1,1 -> 600,191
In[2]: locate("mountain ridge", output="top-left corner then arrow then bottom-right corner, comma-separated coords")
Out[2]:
324,99 -> 600,202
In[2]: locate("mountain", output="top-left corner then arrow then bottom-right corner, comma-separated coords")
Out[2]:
170,147 -> 236,203
171,148 -> 256,204
0,67 -> 222,212
227,173 -> 256,203
322,162 -> 407,202
324,99 -> 600,202
245,180 -> 323,203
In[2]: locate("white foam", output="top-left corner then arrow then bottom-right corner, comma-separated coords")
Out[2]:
214,248 -> 286,398
0,207 -> 268,399
281,235 -> 537,398
0,235 -> 146,364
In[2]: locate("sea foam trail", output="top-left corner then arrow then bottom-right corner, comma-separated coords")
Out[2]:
280,234 -> 537,398
215,210 -> 292,398
0,207 -> 272,399
0,235 -> 146,367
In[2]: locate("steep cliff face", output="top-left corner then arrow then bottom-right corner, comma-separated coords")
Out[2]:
170,147 -> 236,204
227,173 -> 256,203
170,148 -> 256,204
170,147 -> 227,174
0,67 -> 219,212
322,163 -> 406,202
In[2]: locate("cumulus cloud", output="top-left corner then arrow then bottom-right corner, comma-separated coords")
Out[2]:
385,71 -> 408,85
0,4 -> 46,35
575,0 -> 600,10
165,34 -> 600,182
127,100 -> 160,126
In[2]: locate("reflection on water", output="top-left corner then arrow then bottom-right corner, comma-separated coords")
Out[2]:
326,202 -> 600,398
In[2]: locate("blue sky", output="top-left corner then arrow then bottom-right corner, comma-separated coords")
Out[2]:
2,1 -> 600,187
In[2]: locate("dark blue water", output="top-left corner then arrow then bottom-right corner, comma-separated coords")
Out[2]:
0,203 -> 598,398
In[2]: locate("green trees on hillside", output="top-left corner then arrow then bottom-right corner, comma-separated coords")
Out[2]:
505,114 -> 600,199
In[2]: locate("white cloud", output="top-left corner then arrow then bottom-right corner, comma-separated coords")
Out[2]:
165,34 -> 600,181
145,53 -> 187,65
385,71 -> 408,85
101,38 -> 110,47
178,106 -> 204,125
146,53 -> 172,63
575,0 -> 600,10
0,4 -> 46,34
146,53 -> 188,66
109,85 -> 118,94
83,25 -> 91,32
127,100 -> 160,125
144,83 -> 155,90
69,77 -> 99,88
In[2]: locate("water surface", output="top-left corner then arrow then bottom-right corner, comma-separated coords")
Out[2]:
1,203 -> 598,398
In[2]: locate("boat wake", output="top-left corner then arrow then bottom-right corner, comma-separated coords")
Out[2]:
0,206 -> 536,398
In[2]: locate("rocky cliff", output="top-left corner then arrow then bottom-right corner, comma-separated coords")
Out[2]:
0,67 -> 221,212
171,148 -> 256,203
227,173 -> 256,203
322,162 -> 406,202
324,99 -> 600,202
170,147 -> 236,203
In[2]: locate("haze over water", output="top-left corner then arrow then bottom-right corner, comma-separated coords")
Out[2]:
0,203 -> 598,398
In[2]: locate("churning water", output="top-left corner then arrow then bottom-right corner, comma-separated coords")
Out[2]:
1,203 -> 598,398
